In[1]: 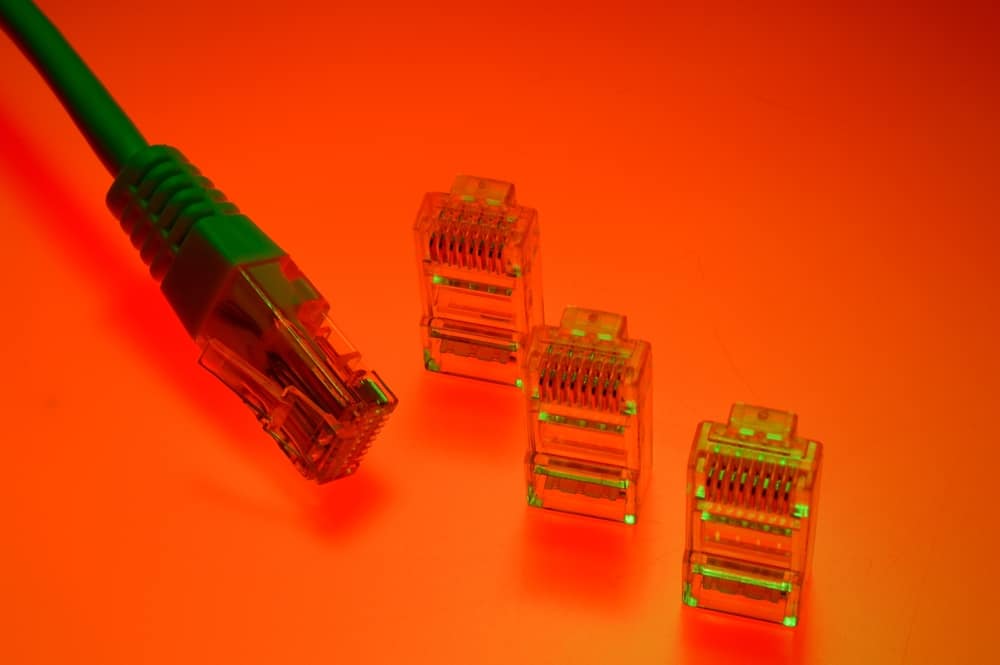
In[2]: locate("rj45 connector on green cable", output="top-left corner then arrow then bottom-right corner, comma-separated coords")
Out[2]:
0,0 -> 397,482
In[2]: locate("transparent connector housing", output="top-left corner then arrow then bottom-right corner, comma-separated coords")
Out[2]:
682,404 -> 823,626
414,176 -> 543,385
195,257 -> 398,483
522,307 -> 652,524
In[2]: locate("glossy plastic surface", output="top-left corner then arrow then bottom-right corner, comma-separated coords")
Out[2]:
523,307 -> 652,523
414,175 -> 543,385
683,404 -> 821,626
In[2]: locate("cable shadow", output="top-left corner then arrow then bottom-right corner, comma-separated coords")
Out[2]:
0,103 -> 386,539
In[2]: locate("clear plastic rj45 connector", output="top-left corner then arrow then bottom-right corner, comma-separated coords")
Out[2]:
682,404 -> 823,626
195,257 -> 397,483
522,307 -> 652,524
414,176 -> 543,386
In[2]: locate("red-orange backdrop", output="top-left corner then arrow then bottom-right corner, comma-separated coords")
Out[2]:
1,2 -> 998,663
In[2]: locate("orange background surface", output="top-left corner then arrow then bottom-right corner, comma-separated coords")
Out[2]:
1,2 -> 998,663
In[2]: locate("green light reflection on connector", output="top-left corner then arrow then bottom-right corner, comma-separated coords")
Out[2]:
515,378 -> 523,389
793,503 -> 809,518
361,378 -> 389,405
624,514 -> 636,525
536,411 -> 625,434
739,427 -> 755,436
423,349 -> 440,372
693,564 -> 792,593
701,512 -> 793,536
783,616 -> 798,627
430,274 -> 512,296
683,584 -> 699,607
597,332 -> 613,341
625,400 -> 637,415
533,465 -> 629,489
695,485 -> 705,498
766,432 -> 784,441
570,328 -> 585,337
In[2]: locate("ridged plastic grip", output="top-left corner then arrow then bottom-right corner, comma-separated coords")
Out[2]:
106,145 -> 241,281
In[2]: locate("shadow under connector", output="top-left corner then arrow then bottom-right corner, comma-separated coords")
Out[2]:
682,404 -> 823,626
523,307 -> 652,524
414,176 -> 543,386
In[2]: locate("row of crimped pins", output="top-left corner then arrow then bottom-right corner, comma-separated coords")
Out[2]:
286,399 -> 389,479
330,411 -> 390,479
427,222 -> 511,272
266,342 -> 388,480
536,350 -> 626,413
703,450 -> 800,515
427,203 -> 518,273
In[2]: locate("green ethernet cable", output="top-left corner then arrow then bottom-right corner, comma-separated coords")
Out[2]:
0,0 -> 398,482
